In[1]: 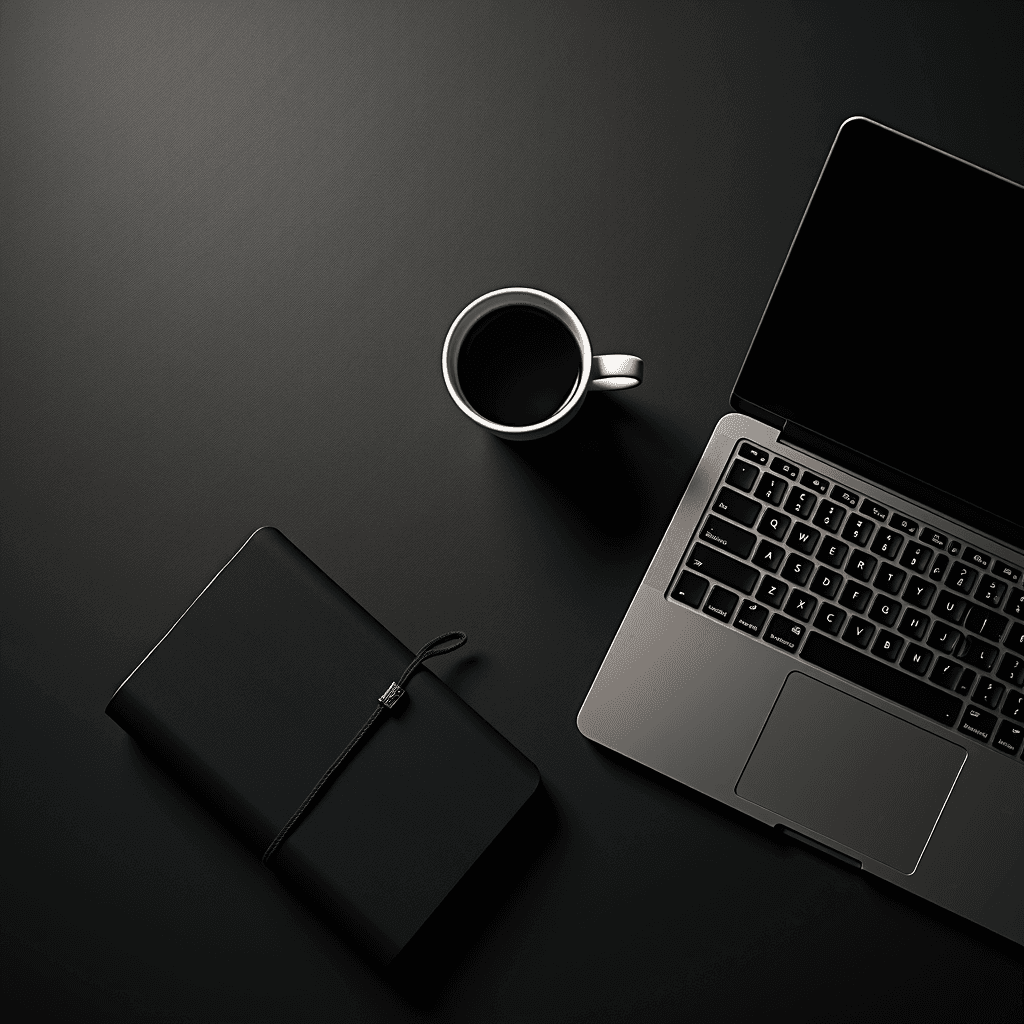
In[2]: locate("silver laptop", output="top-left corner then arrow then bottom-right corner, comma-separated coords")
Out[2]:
577,117 -> 1023,944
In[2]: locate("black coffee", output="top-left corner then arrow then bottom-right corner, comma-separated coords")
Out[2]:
456,305 -> 581,426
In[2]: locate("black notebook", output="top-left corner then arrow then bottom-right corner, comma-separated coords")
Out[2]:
106,527 -> 539,964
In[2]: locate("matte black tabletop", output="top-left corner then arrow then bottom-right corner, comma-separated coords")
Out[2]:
3,3 -> 1021,1020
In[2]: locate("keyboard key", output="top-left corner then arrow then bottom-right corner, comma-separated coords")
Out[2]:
734,600 -> 769,637
726,461 -> 759,493
928,554 -> 949,583
809,566 -> 842,600
800,472 -> 829,495
975,575 -> 1007,608
780,554 -> 813,587
846,551 -> 877,582
897,609 -> 929,641
801,632 -> 962,727
889,513 -> 918,536
996,652 -> 1022,687
754,540 -> 786,573
712,488 -> 761,528
993,719 -> 1024,756
1008,588 -> 1024,620
992,560 -> 1022,585
898,543 -> 932,574
920,527 -> 948,548
756,576 -> 788,608
903,576 -> 936,609
753,473 -> 787,506
1003,691 -> 1024,722
1005,621 -> 1024,655
930,657 -> 962,690
934,592 -> 968,624
870,529 -> 903,560
963,605 -> 1007,643
784,590 -> 816,622
700,516 -> 757,559
958,706 -> 996,743
685,544 -> 760,595
843,617 -> 874,649
763,614 -> 806,652
947,540 -> 962,557
862,500 -> 889,522
872,630 -> 903,662
787,523 -> 820,555
838,581 -> 872,613
927,623 -> 962,654
671,570 -> 709,608
812,501 -> 845,533
757,509 -> 791,541
704,586 -> 738,622
738,442 -> 769,465
972,678 -> 1003,710
957,636 -> 998,672
962,547 -> 991,570
813,604 -> 845,635
946,562 -> 978,594
771,457 -> 800,480
783,489 -> 816,520
874,563 -> 907,596
830,486 -> 859,508
841,515 -> 874,546
953,669 -> 977,696
868,594 -> 901,627
899,644 -> 932,676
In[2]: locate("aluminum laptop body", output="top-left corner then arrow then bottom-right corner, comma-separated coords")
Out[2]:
577,117 -> 1023,944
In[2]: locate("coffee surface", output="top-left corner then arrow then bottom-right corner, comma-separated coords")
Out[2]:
456,305 -> 581,426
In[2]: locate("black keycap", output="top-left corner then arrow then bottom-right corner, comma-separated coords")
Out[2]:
930,658 -> 963,690
700,516 -> 757,559
874,563 -> 907,596
946,562 -> 978,594
862,500 -> 889,522
992,560 -> 1022,585
738,442 -> 769,465
841,515 -> 874,546
800,472 -> 829,495
868,594 -> 901,627
1002,691 -> 1024,722
962,547 -> 990,570
846,550 -> 877,582
872,630 -> 903,662
993,719 -> 1024,757
954,669 -> 977,696
763,614 -> 806,653
947,540 -> 962,557
787,523 -> 820,555
958,636 -> 998,672
897,609 -> 929,641
1005,621 -> 1024,656
1008,588 -> 1024,620
781,554 -> 812,587
813,604 -> 845,635
757,509 -> 791,541
927,623 -> 962,654
734,600 -> 769,637
921,527 -> 948,548
972,678 -> 1004,710
975,575 -> 1007,608
809,566 -> 842,600
783,489 -> 816,520
784,590 -> 816,623
870,529 -> 903,560
812,501 -> 845,533
838,580 -> 872,613
753,473 -> 787,506
899,644 -> 932,676
928,554 -> 949,583
830,486 -> 859,508
818,538 -> 849,568
889,513 -> 918,536
934,592 -> 968,624
672,570 -> 709,608
843,616 -> 874,649
712,487 -> 761,528
754,540 -> 786,573
996,652 -> 1022,687
801,632 -> 962,727
963,605 -> 1008,643
726,461 -> 759,493
756,576 -> 788,608
704,586 -> 738,622
685,544 -> 760,595
903,576 -> 936,609
771,457 -> 800,481
898,543 -> 932,574
958,706 -> 996,743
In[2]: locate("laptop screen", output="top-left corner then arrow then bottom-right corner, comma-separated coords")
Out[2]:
732,118 -> 1022,541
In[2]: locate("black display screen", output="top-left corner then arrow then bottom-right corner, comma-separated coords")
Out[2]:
733,118 -> 1022,541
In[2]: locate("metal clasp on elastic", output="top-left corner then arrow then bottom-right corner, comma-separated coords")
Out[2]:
378,682 -> 404,709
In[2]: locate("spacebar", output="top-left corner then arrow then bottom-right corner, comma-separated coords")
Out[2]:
800,632 -> 962,727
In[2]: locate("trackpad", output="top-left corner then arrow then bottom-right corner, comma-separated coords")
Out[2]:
736,671 -> 966,873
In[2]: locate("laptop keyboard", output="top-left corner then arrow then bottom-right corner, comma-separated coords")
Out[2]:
669,440 -> 1024,762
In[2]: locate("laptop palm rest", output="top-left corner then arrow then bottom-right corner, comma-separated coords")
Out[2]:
736,672 -> 967,874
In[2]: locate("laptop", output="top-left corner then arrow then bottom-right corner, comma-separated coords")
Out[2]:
577,116 -> 1023,944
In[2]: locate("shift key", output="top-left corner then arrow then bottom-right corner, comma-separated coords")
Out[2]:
686,543 -> 759,595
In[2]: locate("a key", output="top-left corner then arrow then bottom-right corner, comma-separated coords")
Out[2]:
757,509 -> 791,541
787,523 -> 820,555
811,501 -> 845,533
934,592 -> 967,624
817,538 -> 849,568
953,669 -> 977,696
754,539 -> 786,573
962,547 -> 991,570
842,617 -> 875,649
781,553 -> 813,587
1002,691 -> 1024,722
726,461 -> 759,493
957,636 -> 998,672
1005,621 -> 1024,656
712,488 -> 761,528
783,489 -> 816,520
1008,588 -> 1024,620
868,594 -> 901,627
734,600 -> 769,637
927,623 -> 962,654
897,609 -> 929,640
899,644 -> 932,676
771,457 -> 800,481
763,614 -> 805,653
753,473 -> 787,506
784,590 -> 816,622
903,576 -> 936,609
871,630 -> 903,662
809,566 -> 842,600
838,580 -> 872,613
993,720 -> 1024,756
841,515 -> 874,546
971,678 -> 1004,710
704,586 -> 739,623
975,575 -> 1007,608
930,657 -> 963,690
946,562 -> 978,594
800,472 -> 829,495
992,560 -> 1022,585
671,570 -> 709,608
684,544 -> 759,595
738,443 -> 769,465
700,516 -> 757,559
756,576 -> 788,609
921,528 -> 948,548
874,563 -> 907,596
898,543 -> 932,573
812,604 -> 845,635
958,706 -> 996,743
963,605 -> 1007,643
830,486 -> 859,508
928,554 -> 950,583
889,513 -> 918,536
870,529 -> 903,560
947,540 -> 962,557
862,500 -> 889,522
996,652 -> 1022,687
846,551 -> 877,582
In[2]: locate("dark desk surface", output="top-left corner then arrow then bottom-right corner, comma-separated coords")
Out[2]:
3,3 -> 1022,1020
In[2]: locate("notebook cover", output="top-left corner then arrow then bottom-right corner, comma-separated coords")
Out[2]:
106,527 -> 540,963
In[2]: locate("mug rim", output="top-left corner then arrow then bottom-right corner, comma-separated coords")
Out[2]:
442,286 -> 592,439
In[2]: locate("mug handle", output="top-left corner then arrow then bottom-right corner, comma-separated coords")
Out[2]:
588,354 -> 644,392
